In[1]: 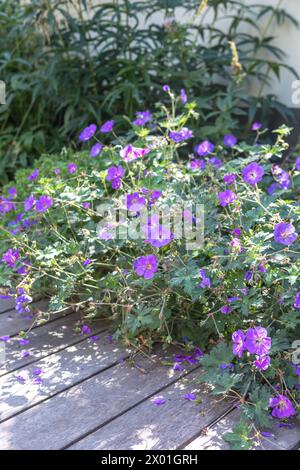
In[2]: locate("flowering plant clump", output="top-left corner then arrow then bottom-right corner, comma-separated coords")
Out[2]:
0,88 -> 300,448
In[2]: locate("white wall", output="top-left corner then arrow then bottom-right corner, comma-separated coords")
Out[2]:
243,0 -> 300,106
168,0 -> 300,107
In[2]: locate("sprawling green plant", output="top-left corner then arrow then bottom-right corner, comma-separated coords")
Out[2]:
0,89 -> 299,448
0,0 -> 298,181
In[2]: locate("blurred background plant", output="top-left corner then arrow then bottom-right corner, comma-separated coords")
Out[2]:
0,0 -> 298,182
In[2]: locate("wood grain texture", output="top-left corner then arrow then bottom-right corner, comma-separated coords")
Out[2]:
0,349 -> 199,450
0,332 -> 128,423
2,300 -> 299,451
0,312 -> 110,376
69,371 -> 230,450
0,300 -> 52,337
0,299 -> 15,314
184,408 -> 300,450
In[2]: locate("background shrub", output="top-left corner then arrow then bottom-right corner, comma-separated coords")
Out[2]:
0,0 -> 298,181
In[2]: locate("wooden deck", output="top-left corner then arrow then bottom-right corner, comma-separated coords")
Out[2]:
0,300 -> 300,450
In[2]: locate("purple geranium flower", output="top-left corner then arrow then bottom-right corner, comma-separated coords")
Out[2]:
245,327 -> 271,356
252,122 -> 262,131
194,347 -> 204,357
274,222 -> 298,246
106,165 -> 125,181
142,216 -> 173,247
19,338 -> 30,346
0,197 -> 15,214
7,187 -> 17,199
0,335 -> 10,342
100,120 -> 115,133
90,143 -> 103,157
82,202 -> 90,209
21,350 -> 30,358
261,431 -> 274,438
258,263 -> 266,274
183,393 -> 196,401
217,190 -> 237,207
2,248 -> 19,268
180,88 -> 187,104
28,169 -> 39,181
269,395 -> 295,419
223,134 -> 237,147
126,192 -> 146,212
54,168 -> 61,175
268,182 -> 279,195
90,335 -> 100,342
199,269 -> 211,288
35,195 -> 53,213
182,209 -> 196,224
220,305 -> 232,314
132,110 -> 152,126
173,362 -> 185,371
190,159 -> 206,171
98,223 -> 115,241
18,261 -> 31,276
224,173 -> 237,185
24,194 -> 36,212
232,330 -> 245,358
219,363 -> 234,371
272,164 -> 283,177
33,377 -> 43,385
208,157 -> 222,169
242,162 -> 264,186
111,178 -> 122,190
68,163 -> 77,174
195,140 -> 215,156
83,259 -> 91,267
0,295 -> 12,300
16,374 -> 26,383
33,368 -> 43,376
81,325 -> 91,335
148,190 -> 162,205
231,228 -> 241,237
163,85 -> 170,92
133,254 -> 158,280
120,145 -> 150,163
79,124 -> 97,141
294,291 -> 300,309
253,355 -> 271,370
145,224 -> 173,248
152,396 -> 166,405
170,127 -> 193,143
16,294 -> 32,314
277,170 -> 291,190
296,157 -> 300,171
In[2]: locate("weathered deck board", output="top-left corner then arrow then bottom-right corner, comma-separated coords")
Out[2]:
0,350 -> 199,450
0,300 -> 53,337
184,408 -> 300,450
0,299 -> 15,314
68,371 -> 231,450
0,331 -> 129,422
1,301 -> 300,450
0,311 -> 110,376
